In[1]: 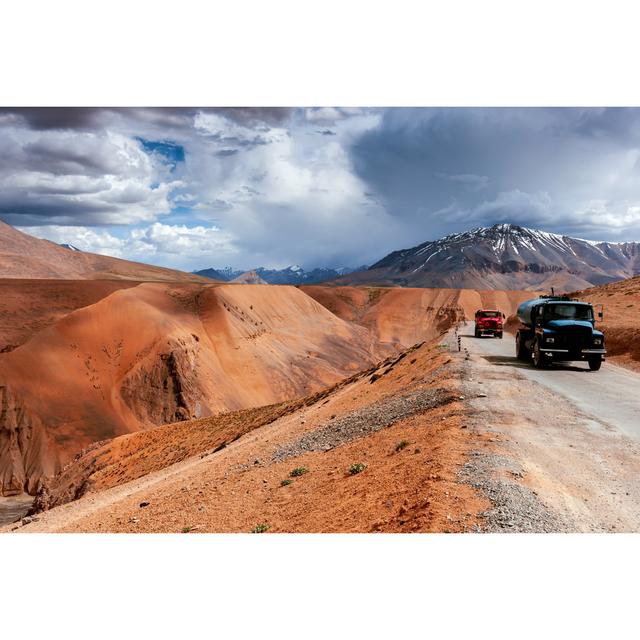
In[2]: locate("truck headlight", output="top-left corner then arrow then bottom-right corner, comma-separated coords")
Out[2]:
545,336 -> 555,343
593,337 -> 602,346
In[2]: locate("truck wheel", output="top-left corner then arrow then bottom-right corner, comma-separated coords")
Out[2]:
588,357 -> 602,371
533,340 -> 549,369
497,332 -> 503,339
474,328 -> 480,338
516,333 -> 528,360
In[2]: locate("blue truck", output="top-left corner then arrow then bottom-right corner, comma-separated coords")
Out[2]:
515,295 -> 606,370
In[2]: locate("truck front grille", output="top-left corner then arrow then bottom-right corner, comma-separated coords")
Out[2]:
556,325 -> 592,349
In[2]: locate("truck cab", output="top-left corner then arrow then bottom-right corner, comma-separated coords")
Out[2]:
515,296 -> 606,370
474,309 -> 505,338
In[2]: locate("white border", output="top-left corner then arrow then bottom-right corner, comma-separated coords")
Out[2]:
2,534 -> 640,638
2,1 -> 640,106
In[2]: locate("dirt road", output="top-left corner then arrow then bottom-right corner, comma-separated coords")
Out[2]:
0,494 -> 33,527
4,326 -> 639,534
457,325 -> 640,532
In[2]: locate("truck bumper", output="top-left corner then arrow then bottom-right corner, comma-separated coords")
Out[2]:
540,348 -> 607,359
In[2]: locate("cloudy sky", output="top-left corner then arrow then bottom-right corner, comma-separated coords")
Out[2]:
1,107 -> 640,271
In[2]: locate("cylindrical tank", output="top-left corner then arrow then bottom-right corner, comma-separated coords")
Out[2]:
516,298 -> 546,327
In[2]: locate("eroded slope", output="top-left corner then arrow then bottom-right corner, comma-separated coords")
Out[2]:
302,286 -> 537,346
0,283 -> 391,496
0,220 -> 211,282
20,341 -> 490,533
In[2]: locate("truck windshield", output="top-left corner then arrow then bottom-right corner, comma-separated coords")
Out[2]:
479,312 -> 500,318
543,304 -> 593,321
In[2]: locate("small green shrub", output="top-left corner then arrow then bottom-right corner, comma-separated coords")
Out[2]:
395,440 -> 410,452
348,463 -> 366,475
251,523 -> 270,533
290,467 -> 308,477
181,526 -> 193,533
280,479 -> 293,487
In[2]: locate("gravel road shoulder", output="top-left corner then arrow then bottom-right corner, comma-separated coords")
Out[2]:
451,325 -> 640,532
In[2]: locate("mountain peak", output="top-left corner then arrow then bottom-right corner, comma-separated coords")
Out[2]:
230,270 -> 269,285
195,264 -> 363,285
341,224 -> 640,291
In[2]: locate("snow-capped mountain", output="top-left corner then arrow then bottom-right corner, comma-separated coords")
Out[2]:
194,265 -> 364,285
230,270 -> 269,284
334,223 -> 640,291
194,267 -> 242,281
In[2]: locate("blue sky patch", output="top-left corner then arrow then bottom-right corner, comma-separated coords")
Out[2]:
136,137 -> 185,168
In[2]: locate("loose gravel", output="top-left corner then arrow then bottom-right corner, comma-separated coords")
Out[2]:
272,387 -> 457,463
459,451 -> 570,532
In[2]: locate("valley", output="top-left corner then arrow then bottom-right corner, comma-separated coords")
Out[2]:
1,219 -> 640,533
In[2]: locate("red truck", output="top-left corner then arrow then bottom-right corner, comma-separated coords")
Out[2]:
474,309 -> 505,338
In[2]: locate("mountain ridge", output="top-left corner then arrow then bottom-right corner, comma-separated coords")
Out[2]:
0,220 -> 212,282
195,264 -> 364,285
332,223 -> 640,291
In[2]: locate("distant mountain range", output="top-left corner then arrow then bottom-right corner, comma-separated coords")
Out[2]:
194,264 -> 364,285
230,270 -> 269,284
12,220 -> 640,291
333,223 -> 640,291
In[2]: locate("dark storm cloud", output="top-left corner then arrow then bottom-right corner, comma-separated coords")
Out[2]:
215,148 -> 239,157
0,107 -> 294,132
23,138 -> 121,175
211,107 -> 293,125
123,108 -> 293,131
567,107 -> 640,142
4,107 -> 640,272
0,107 -> 107,130
349,108 -> 640,241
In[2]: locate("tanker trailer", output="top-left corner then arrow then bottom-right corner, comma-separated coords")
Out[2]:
515,295 -> 606,370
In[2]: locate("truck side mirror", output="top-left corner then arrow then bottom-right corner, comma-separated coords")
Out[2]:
502,313 -> 506,319
595,304 -> 604,322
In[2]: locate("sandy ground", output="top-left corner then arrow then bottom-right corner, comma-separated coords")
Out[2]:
3,279 -> 639,533
6,324 -> 640,533
4,342 -> 491,533
457,325 -> 640,532
574,275 -> 640,371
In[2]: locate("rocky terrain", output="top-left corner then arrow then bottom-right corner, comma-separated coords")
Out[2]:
11,340 -> 493,533
333,223 -> 640,290
3,270 -> 639,532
